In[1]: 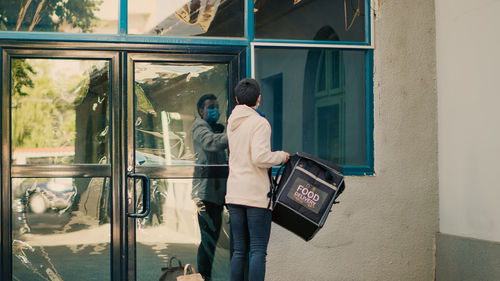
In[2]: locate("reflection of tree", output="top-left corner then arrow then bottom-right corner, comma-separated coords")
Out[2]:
12,60 -> 83,149
74,65 -> 109,164
12,59 -> 36,97
4,0 -> 104,146
0,0 -> 102,32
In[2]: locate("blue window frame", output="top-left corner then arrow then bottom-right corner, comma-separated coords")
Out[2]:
0,0 -> 374,175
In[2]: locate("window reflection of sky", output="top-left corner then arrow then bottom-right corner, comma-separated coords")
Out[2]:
135,63 -> 214,82
28,59 -> 107,84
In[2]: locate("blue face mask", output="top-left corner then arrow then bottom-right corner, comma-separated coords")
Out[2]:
206,108 -> 220,124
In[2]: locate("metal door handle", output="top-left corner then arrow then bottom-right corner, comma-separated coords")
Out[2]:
127,173 -> 151,218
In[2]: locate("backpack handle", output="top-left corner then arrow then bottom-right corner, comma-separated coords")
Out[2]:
267,164 -> 286,209
169,256 -> 182,268
183,264 -> 196,275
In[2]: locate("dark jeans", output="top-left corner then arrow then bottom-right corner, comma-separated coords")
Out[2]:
227,204 -> 272,281
196,200 -> 223,281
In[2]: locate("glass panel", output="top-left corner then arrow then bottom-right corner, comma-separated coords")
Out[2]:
12,177 -> 111,280
11,59 -> 110,164
134,61 -> 230,280
128,0 -> 244,37
135,178 -> 230,281
134,62 -> 229,166
316,53 -> 326,92
254,0 -> 366,42
0,0 -> 118,34
331,51 -> 341,89
255,47 -> 367,166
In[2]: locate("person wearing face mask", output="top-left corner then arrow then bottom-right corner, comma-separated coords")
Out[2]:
191,94 -> 228,281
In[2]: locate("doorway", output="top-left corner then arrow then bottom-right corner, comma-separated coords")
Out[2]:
1,44 -> 243,281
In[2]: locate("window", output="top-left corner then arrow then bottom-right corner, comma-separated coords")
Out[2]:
0,0 -> 244,37
254,48 -> 368,167
0,0 -> 118,33
254,0 -> 366,42
252,0 -> 373,174
0,0 -> 373,174
128,0 -> 244,37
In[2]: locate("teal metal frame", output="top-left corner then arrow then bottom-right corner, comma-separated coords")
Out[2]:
119,0 -> 127,34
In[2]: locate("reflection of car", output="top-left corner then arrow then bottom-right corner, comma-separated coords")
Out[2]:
14,178 -> 77,234
136,150 -> 168,166
22,178 -> 77,214
135,151 -> 167,228
135,150 -> 195,166
135,151 -> 230,249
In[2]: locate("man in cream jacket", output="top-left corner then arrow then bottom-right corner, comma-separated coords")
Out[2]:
225,78 -> 289,281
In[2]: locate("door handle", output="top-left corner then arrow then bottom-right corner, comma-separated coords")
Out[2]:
127,173 -> 151,218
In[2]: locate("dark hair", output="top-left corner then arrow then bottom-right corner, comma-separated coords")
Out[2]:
234,78 -> 260,107
197,94 -> 217,117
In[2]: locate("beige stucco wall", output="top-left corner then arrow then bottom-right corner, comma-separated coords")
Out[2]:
266,0 -> 439,280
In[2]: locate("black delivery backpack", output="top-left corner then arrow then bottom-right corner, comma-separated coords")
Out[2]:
270,152 -> 345,241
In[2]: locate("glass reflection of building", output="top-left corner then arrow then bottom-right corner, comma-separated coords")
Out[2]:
133,63 -> 229,164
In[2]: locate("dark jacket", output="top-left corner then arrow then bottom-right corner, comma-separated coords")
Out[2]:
191,118 -> 228,205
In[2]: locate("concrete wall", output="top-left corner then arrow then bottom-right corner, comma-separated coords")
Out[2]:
436,0 -> 500,243
436,233 -> 500,281
266,0 -> 439,280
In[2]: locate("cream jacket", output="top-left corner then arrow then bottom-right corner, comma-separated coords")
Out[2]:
225,105 -> 288,209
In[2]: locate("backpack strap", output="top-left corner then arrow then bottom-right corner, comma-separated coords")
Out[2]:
267,164 -> 285,209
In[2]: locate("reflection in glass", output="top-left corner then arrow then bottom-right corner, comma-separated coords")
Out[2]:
128,0 -> 244,37
12,177 -> 111,281
135,179 -> 230,281
254,0 -> 366,42
255,47 -> 367,166
134,62 -> 229,166
191,94 -> 228,280
134,61 -> 230,280
0,0 -> 118,34
11,59 -> 110,164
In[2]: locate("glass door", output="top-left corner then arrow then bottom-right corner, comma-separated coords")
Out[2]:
1,47 -> 241,281
126,53 -> 237,281
2,49 -> 121,280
